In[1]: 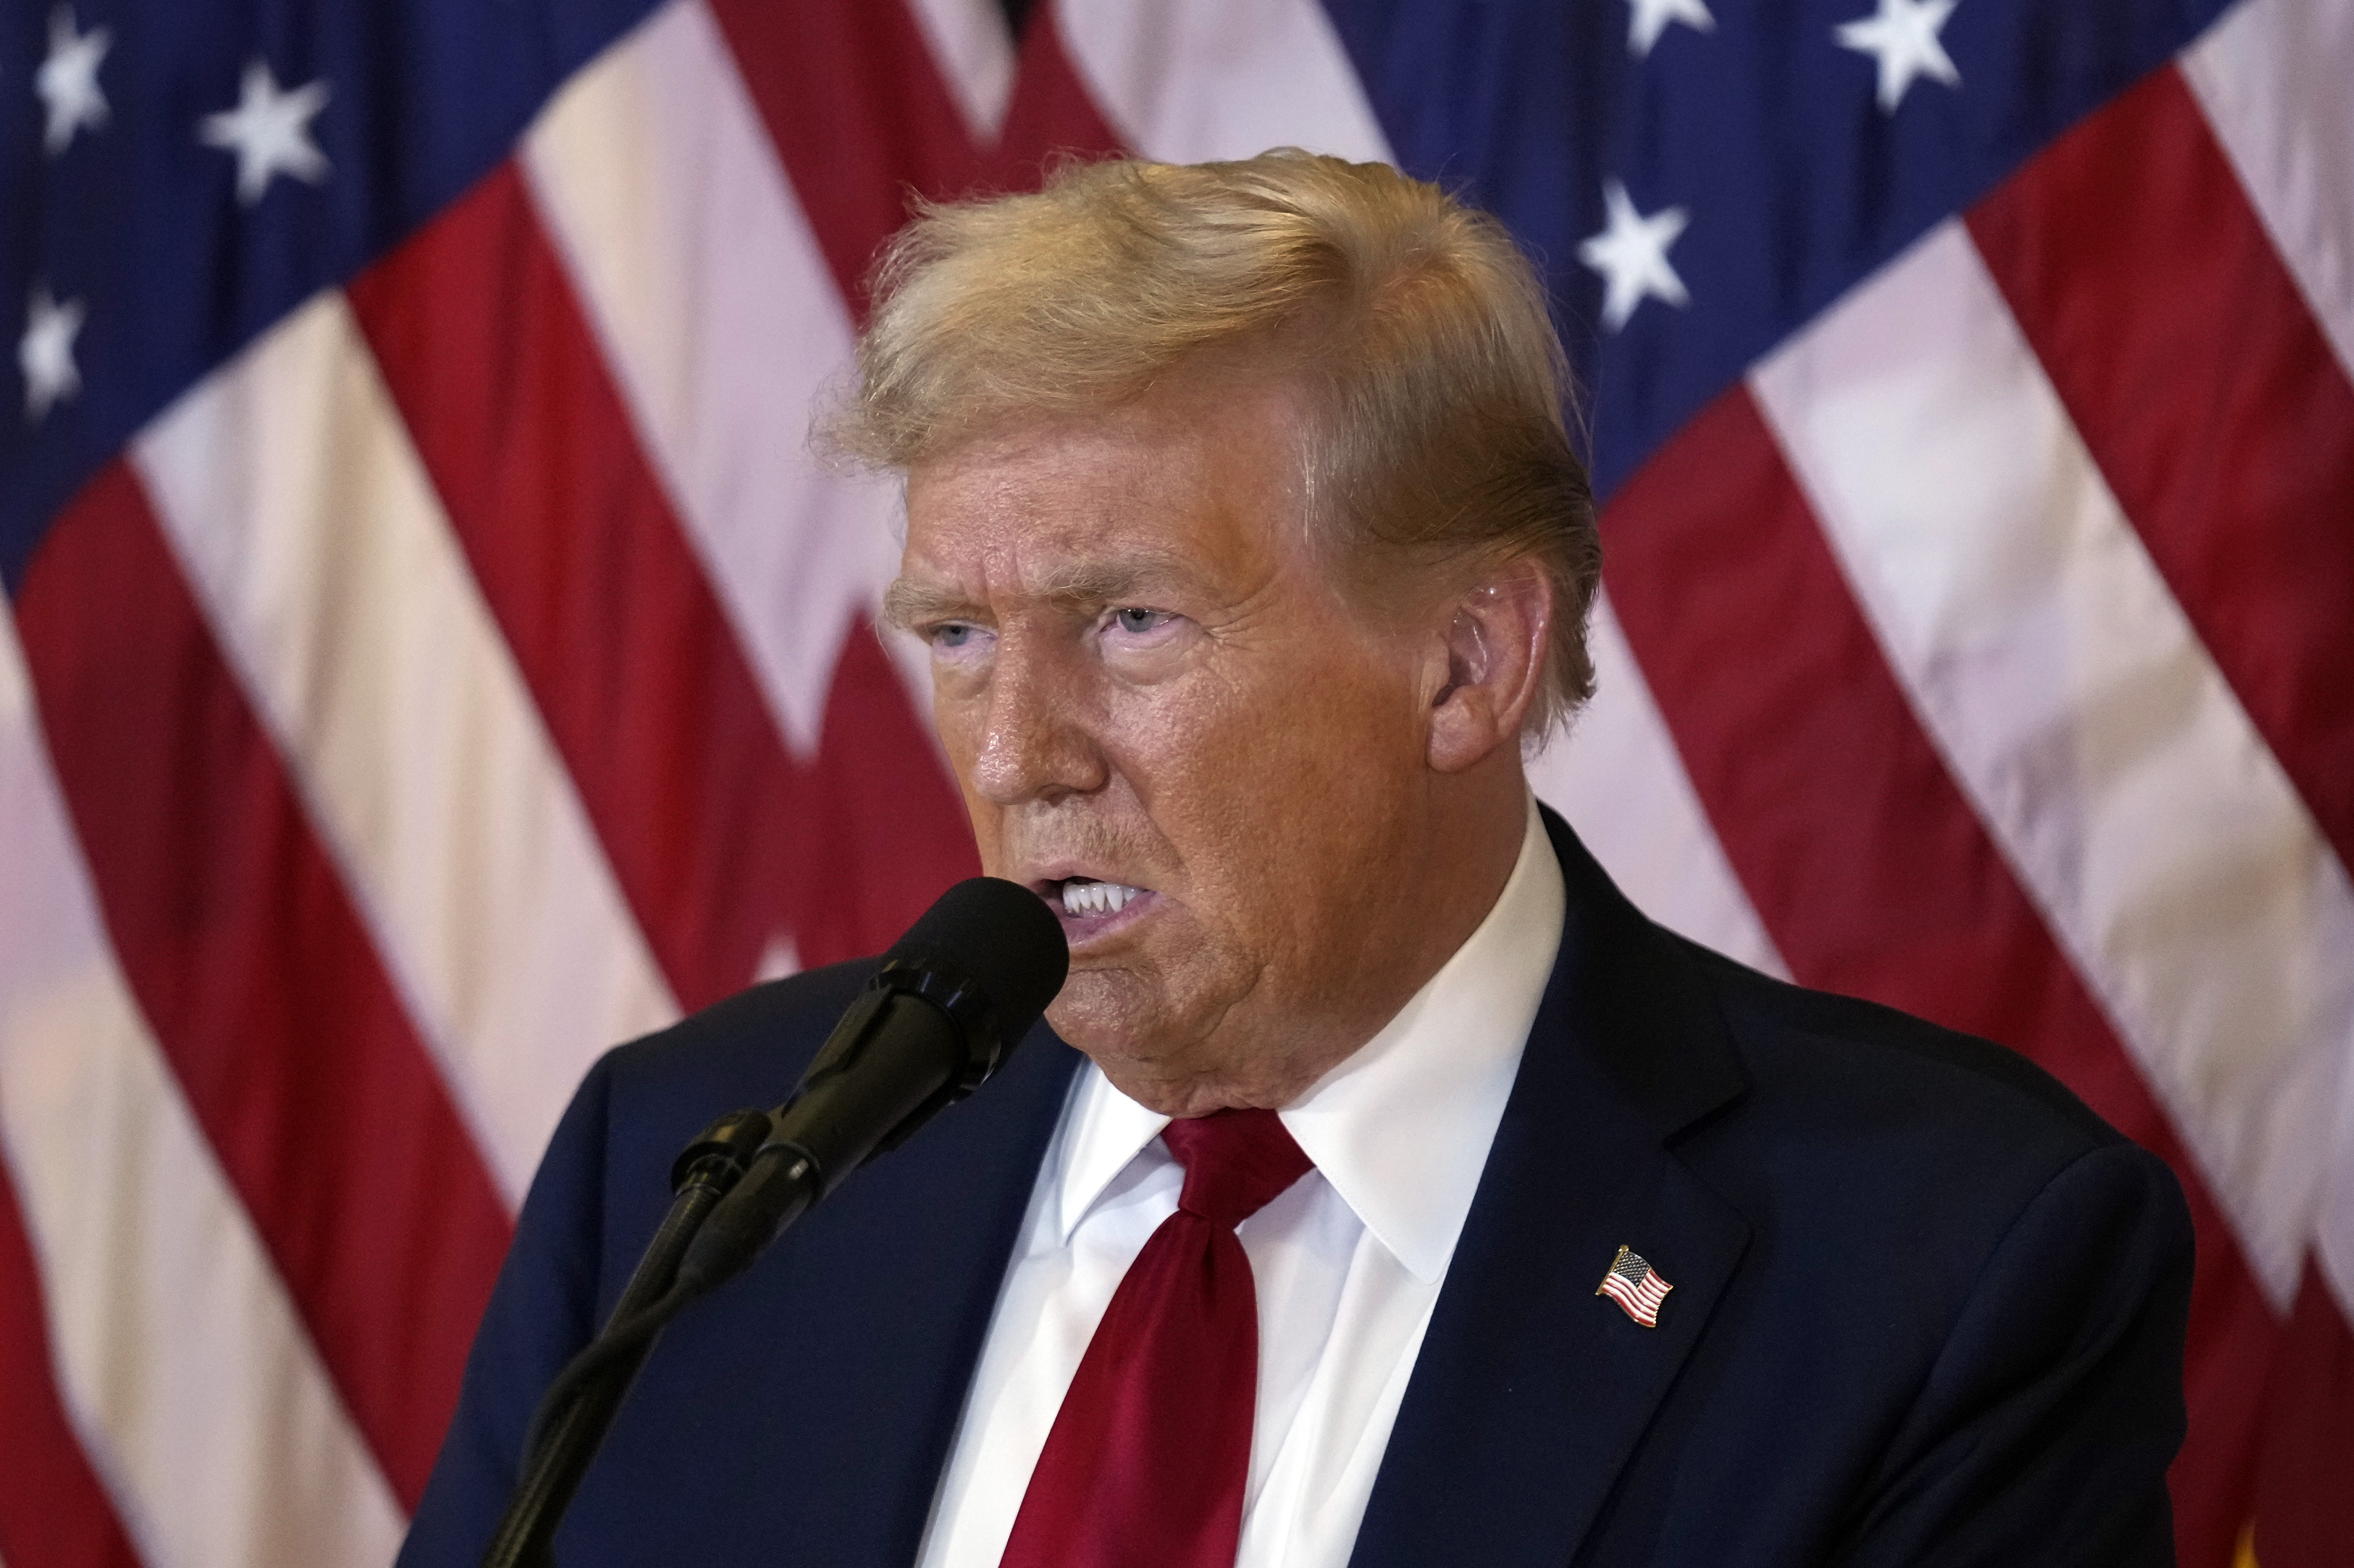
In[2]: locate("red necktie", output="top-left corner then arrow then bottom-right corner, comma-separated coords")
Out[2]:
999,1109 -> 1313,1568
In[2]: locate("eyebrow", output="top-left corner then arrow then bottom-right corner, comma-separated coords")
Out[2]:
882,548 -> 1219,631
880,578 -> 976,632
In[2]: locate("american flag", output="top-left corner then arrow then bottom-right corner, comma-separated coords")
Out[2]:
0,0 -> 2344,1565
1598,1245 -> 1675,1329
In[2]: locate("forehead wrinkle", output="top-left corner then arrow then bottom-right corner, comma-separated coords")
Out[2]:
1030,545 -> 1216,611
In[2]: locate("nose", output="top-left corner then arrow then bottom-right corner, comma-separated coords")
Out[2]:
968,634 -> 1107,807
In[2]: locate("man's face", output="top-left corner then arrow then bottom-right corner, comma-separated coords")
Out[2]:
892,378 -> 1448,1111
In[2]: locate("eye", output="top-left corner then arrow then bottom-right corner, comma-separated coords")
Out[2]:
1110,607 -> 1167,635
929,622 -> 984,651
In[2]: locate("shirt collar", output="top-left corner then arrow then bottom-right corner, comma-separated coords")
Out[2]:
1051,796 -> 1567,1283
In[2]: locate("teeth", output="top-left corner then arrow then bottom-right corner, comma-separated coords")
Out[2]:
1059,880 -> 1141,917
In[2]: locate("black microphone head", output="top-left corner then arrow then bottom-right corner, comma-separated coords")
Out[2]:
680,882 -> 1069,1293
879,876 -> 1070,1058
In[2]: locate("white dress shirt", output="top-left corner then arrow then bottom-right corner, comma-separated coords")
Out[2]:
916,798 -> 1566,1568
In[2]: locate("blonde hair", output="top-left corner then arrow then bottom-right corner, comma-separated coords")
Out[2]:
836,150 -> 1601,729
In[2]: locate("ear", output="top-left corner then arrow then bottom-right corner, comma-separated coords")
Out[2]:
1426,561 -> 1552,774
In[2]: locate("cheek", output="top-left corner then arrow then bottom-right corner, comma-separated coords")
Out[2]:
1206,655 -> 1422,798
1113,655 -> 1423,882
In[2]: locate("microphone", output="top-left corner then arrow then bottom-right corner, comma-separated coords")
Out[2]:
673,876 -> 1068,1299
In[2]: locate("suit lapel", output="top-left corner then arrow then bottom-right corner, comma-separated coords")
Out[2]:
1349,812 -> 1752,1568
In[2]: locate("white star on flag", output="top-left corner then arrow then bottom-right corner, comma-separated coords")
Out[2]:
1835,0 -> 1963,112
19,284 -> 86,422
1579,179 -> 1691,332
1628,0 -> 1715,59
199,59 -> 332,205
36,5 -> 111,156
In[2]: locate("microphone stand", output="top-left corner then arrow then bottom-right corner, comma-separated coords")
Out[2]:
477,1109 -> 775,1568
473,984 -> 963,1568
472,879 -> 1065,1567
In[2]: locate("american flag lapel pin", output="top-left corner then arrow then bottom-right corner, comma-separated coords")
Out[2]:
1597,1244 -> 1673,1328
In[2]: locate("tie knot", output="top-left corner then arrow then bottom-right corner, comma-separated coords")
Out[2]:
1160,1109 -> 1312,1229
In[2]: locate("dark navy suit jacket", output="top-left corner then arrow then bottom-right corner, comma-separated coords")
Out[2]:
401,811 -> 2192,1566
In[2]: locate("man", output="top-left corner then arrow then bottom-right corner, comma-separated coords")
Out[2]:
401,152 -> 2191,1567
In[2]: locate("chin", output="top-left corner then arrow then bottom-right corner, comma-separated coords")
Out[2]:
1046,975 -> 1283,1115
1045,974 -> 1189,1067
1044,981 -> 1146,1055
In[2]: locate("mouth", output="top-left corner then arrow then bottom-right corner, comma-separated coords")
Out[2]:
1035,875 -> 1156,946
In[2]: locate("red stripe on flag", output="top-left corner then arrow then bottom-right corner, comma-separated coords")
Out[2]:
2252,1261 -> 2354,1568
1966,65 -> 2354,874
798,625 -> 980,969
1604,388 -> 2277,1568
997,4 -> 1128,170
348,161 -> 808,1011
705,0 -> 990,322
0,1157 -> 143,1568
13,461 -> 512,1508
